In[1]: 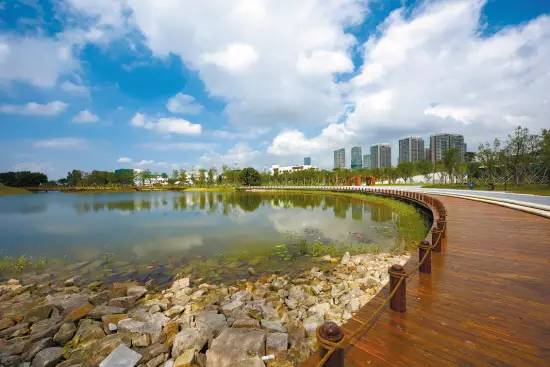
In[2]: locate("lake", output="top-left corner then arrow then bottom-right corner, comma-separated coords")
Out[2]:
0,190 -> 428,285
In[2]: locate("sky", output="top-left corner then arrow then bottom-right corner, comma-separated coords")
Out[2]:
0,0 -> 549,179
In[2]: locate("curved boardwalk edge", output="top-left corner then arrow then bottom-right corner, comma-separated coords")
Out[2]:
242,186 -> 550,367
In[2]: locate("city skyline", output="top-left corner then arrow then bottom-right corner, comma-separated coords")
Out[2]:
1,1 -> 549,178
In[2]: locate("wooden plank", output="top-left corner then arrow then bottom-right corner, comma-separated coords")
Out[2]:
303,195 -> 550,367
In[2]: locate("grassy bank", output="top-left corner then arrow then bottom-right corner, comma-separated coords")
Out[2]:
422,183 -> 550,196
0,183 -> 30,196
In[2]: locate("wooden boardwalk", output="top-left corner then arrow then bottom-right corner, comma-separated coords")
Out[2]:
304,195 -> 550,367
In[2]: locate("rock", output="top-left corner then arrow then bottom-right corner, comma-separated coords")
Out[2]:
164,305 -> 184,318
163,360 -> 174,367
45,294 -> 88,312
31,347 -> 64,367
117,316 -> 164,343
30,316 -> 62,339
171,278 -> 190,290
171,328 -> 207,357
65,302 -> 93,322
2,336 -> 32,356
139,343 -> 169,362
132,333 -> 151,347
232,317 -> 260,328
22,337 -> 54,362
99,344 -> 142,367
0,317 -> 15,330
24,305 -> 55,323
303,314 -> 324,337
220,300 -> 243,314
89,305 -> 126,319
101,314 -> 128,333
308,302 -> 330,318
1,322 -> 30,338
90,291 -> 113,306
260,319 -> 286,333
109,296 -> 138,309
146,353 -> 167,367
266,332 -> 288,354
286,321 -> 305,347
127,286 -> 147,299
173,349 -> 194,367
205,328 -> 266,367
195,311 -> 227,339
341,252 -> 351,265
53,322 -> 76,345
74,319 -> 105,343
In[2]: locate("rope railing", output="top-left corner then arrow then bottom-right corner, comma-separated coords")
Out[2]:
240,185 -> 446,367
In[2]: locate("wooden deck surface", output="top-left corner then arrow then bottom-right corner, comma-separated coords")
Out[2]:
303,195 -> 550,367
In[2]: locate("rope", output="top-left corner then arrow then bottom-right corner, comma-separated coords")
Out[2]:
315,190 -> 445,367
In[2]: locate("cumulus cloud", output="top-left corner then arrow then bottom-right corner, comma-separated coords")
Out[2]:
72,109 -> 99,123
60,80 -> 88,94
267,0 -> 550,166
200,143 -> 260,168
126,0 -> 366,127
130,113 -> 202,135
0,101 -> 68,116
117,157 -> 132,163
166,93 -> 203,115
33,138 -> 87,149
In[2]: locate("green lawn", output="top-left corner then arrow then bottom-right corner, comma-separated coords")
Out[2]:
0,183 -> 30,196
421,183 -> 550,196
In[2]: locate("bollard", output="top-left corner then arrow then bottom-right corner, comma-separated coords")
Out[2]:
389,264 -> 407,312
317,321 -> 344,367
432,228 -> 442,252
418,240 -> 432,273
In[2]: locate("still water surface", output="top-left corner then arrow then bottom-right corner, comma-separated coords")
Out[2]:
0,191 -> 427,283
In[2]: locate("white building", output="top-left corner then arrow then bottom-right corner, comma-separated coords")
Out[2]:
133,169 -> 169,186
269,164 -> 317,175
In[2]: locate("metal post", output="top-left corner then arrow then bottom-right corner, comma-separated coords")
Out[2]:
317,321 -> 344,367
418,240 -> 432,274
389,264 -> 407,312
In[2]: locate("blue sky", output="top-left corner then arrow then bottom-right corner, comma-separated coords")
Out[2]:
1,0 -> 549,179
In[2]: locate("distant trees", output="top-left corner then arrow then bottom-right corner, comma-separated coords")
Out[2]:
239,167 -> 261,186
0,171 -> 48,187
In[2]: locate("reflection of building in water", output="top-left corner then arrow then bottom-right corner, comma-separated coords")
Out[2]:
351,204 -> 363,221
332,198 -> 350,219
371,205 -> 393,222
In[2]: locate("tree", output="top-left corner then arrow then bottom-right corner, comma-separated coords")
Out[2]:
416,160 -> 432,181
198,169 -> 206,186
207,168 -> 216,185
541,129 -> 550,183
397,161 -> 415,183
504,126 -> 539,185
67,170 -> 83,186
239,167 -> 261,186
442,148 -> 460,183
0,171 -> 48,187
178,170 -> 188,185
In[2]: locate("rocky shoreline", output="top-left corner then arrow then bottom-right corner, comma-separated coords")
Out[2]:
0,252 -> 408,367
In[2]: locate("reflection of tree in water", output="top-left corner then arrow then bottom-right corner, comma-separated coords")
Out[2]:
371,205 -> 393,222
237,194 -> 262,212
351,204 -> 363,221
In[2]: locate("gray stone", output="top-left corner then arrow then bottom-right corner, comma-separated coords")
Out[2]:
132,333 -> 151,347
171,328 -> 208,357
341,251 -> 351,265
89,305 -> 126,319
195,311 -> 226,339
266,332 -> 288,354
145,353 -> 166,367
303,314 -> 324,337
220,300 -> 243,314
232,317 -> 260,328
205,328 -> 265,367
22,337 -> 54,362
164,305 -> 184,318
31,347 -> 64,367
260,319 -> 286,333
53,322 -> 76,345
45,294 -> 88,312
74,319 -> 105,342
171,278 -> 190,290
99,344 -> 142,367
109,296 -> 138,309
127,286 -> 147,299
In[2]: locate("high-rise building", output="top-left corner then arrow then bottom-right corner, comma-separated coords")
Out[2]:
425,148 -> 431,161
351,146 -> 363,169
333,148 -> 345,169
429,133 -> 466,162
363,154 -> 371,169
304,157 -> 311,165
370,144 -> 392,169
399,136 -> 425,163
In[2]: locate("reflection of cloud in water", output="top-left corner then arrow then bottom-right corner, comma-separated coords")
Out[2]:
132,234 -> 203,258
36,223 -> 88,235
268,210 -> 358,243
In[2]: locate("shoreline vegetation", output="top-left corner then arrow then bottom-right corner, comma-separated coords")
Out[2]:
0,190 -> 426,366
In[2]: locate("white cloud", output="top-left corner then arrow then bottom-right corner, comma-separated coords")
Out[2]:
60,80 -> 88,94
166,93 -> 203,115
117,157 -> 132,163
33,138 -> 87,149
140,142 -> 216,151
72,109 -> 100,123
200,143 -> 260,168
202,43 -> 259,73
267,0 -> 550,167
0,36 -> 76,88
126,0 -> 366,127
0,101 -> 68,116
130,113 -> 202,135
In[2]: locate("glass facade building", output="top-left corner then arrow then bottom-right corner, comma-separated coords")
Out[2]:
370,144 -> 391,169
351,146 -> 363,169
333,148 -> 346,169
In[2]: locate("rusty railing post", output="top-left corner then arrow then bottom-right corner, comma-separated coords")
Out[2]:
389,264 -> 407,312
437,219 -> 446,239
418,240 -> 432,274
317,321 -> 344,367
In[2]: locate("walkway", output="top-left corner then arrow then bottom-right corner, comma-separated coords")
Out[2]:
304,195 -> 550,366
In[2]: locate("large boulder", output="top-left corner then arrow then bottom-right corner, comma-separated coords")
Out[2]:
31,347 -> 64,367
205,328 -> 266,367
99,344 -> 142,367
